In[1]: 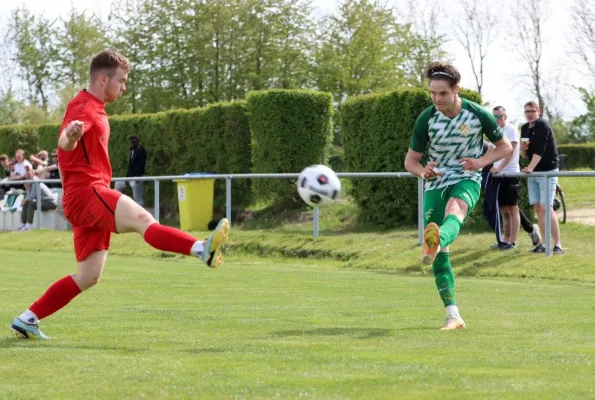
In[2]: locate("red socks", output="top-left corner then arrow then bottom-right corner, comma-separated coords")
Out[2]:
29,275 -> 82,320
143,223 -> 197,256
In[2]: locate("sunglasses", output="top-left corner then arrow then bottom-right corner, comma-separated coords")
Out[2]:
493,114 -> 504,119
51,154 -> 58,157
524,110 -> 538,114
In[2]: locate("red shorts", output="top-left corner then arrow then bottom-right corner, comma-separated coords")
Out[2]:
63,185 -> 122,262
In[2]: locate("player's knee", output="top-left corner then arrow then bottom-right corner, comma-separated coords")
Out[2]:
73,272 -> 101,291
136,208 -> 156,230
87,274 -> 101,288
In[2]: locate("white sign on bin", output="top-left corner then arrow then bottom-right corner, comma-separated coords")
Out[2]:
178,185 -> 186,201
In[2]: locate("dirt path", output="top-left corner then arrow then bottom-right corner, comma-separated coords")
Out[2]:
565,208 -> 595,226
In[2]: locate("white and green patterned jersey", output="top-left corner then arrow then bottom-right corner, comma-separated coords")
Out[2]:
409,98 -> 504,191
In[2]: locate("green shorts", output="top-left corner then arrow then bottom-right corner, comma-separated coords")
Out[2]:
423,179 -> 481,226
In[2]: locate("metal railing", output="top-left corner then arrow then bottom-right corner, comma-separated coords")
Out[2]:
3,170 -> 593,256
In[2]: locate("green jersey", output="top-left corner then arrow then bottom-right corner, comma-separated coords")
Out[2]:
409,98 -> 504,191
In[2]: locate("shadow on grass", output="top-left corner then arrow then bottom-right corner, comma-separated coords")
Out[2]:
0,337 -> 144,353
182,347 -> 227,355
271,327 -> 392,339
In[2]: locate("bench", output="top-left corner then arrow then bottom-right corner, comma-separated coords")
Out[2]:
0,189 -> 70,231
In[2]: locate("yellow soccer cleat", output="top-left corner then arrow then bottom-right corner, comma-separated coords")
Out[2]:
422,222 -> 441,265
201,218 -> 230,268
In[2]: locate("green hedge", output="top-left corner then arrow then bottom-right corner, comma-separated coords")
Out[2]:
342,88 -> 495,227
0,101 -> 252,217
37,124 -> 61,153
247,89 -> 334,206
557,143 -> 595,170
0,125 -> 39,156
106,101 -> 252,215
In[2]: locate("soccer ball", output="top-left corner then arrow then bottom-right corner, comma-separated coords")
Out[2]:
297,165 -> 341,207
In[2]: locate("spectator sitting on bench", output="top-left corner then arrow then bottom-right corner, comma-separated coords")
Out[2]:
3,149 -> 32,194
30,150 -> 49,173
0,154 -> 10,198
17,168 -> 58,231
35,149 -> 61,187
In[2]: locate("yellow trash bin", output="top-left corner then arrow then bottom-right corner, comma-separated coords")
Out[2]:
174,173 -> 215,231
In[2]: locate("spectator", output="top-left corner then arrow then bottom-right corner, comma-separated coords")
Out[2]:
115,135 -> 146,206
0,154 -> 10,198
480,140 -> 511,249
489,106 -> 541,249
36,149 -> 61,188
520,101 -> 563,254
17,168 -> 58,231
30,150 -> 49,171
0,154 -> 8,177
4,149 -> 31,192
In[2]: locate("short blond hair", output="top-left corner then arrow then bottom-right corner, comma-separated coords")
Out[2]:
90,50 -> 131,82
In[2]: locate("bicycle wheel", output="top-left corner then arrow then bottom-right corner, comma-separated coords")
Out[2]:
555,185 -> 567,223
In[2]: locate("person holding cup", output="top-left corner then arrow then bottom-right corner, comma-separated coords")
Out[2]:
520,101 -> 563,255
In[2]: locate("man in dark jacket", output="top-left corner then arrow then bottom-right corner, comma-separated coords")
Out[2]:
115,135 -> 147,206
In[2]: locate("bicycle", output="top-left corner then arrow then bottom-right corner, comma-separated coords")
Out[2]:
553,183 -> 567,224
553,154 -> 567,224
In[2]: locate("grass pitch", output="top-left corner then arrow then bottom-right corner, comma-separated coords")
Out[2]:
1,244 -> 595,399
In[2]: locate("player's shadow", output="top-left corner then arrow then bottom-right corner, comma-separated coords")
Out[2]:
271,327 -> 392,339
449,248 -> 490,266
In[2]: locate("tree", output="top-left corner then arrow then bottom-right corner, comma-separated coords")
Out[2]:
8,8 -> 57,111
512,0 -> 550,118
569,0 -> 595,78
400,0 -> 450,87
570,87 -> 595,143
56,7 -> 107,90
0,90 -> 25,125
450,0 -> 498,96
269,0 -> 315,89
314,0 -> 410,103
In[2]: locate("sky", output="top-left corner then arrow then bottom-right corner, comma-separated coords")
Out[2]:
2,0 -> 591,125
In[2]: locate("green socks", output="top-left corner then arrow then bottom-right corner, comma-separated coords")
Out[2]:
433,252 -> 456,307
439,214 -> 463,249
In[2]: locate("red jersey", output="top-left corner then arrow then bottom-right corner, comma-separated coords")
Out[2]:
58,90 -> 112,201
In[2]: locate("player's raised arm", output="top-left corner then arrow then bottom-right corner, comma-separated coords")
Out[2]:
58,120 -> 85,151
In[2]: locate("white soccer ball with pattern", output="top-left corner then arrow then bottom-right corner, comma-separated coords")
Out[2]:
297,165 -> 341,207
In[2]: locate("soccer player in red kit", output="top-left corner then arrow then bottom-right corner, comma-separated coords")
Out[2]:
11,50 -> 230,339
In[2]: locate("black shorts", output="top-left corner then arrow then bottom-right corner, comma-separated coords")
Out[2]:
498,177 -> 520,206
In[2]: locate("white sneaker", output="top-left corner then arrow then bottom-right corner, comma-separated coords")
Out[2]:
529,224 -> 541,246
440,315 -> 466,330
17,224 -> 26,231
24,224 -> 33,231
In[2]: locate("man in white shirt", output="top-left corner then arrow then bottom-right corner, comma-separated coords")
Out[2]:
491,106 -> 540,248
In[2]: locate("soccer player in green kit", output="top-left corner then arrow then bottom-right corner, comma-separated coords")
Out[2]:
405,62 -> 512,330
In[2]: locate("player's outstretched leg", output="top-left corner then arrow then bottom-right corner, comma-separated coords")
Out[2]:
114,194 -> 230,267
11,250 -> 107,339
432,252 -> 465,330
142,218 -> 229,268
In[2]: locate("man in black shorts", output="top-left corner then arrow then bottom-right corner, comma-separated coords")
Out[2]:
485,107 -> 541,249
